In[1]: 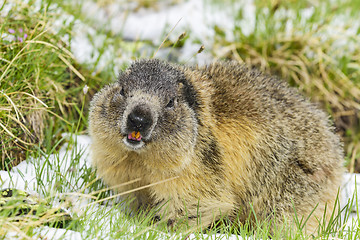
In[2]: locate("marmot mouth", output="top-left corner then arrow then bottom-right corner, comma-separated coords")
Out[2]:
128,131 -> 142,142
123,131 -> 145,150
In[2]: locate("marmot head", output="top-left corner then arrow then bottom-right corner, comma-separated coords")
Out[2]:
89,59 -> 200,157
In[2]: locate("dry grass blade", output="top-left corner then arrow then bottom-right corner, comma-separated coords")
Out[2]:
1,222 -> 33,240
1,91 -> 26,123
88,176 -> 179,206
88,178 -> 142,197
152,17 -> 182,58
0,121 -> 33,146
5,114 -> 33,138
7,92 -> 49,108
0,45 -> 28,84
57,54 -> 85,81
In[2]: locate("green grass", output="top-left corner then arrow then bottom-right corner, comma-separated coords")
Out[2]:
1,0 -> 360,239
0,0 -> 115,169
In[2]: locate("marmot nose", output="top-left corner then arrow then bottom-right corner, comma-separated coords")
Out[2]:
127,107 -> 153,133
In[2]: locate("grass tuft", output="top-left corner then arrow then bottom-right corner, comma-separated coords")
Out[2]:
0,0 -> 112,169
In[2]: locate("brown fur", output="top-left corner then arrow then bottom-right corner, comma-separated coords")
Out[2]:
89,59 -> 344,234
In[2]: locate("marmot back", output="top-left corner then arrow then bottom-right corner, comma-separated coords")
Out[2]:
89,59 -> 344,234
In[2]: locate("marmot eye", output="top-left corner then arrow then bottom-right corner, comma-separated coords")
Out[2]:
166,98 -> 175,108
120,88 -> 125,96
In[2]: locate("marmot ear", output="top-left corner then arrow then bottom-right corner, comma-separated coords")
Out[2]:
117,68 -> 131,82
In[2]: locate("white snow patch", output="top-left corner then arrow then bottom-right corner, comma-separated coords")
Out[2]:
341,173 -> 360,228
34,227 -> 82,240
0,135 -> 92,194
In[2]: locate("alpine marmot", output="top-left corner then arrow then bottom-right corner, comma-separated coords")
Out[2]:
89,59 -> 344,233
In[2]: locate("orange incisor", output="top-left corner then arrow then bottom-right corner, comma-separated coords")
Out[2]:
131,131 -> 141,139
